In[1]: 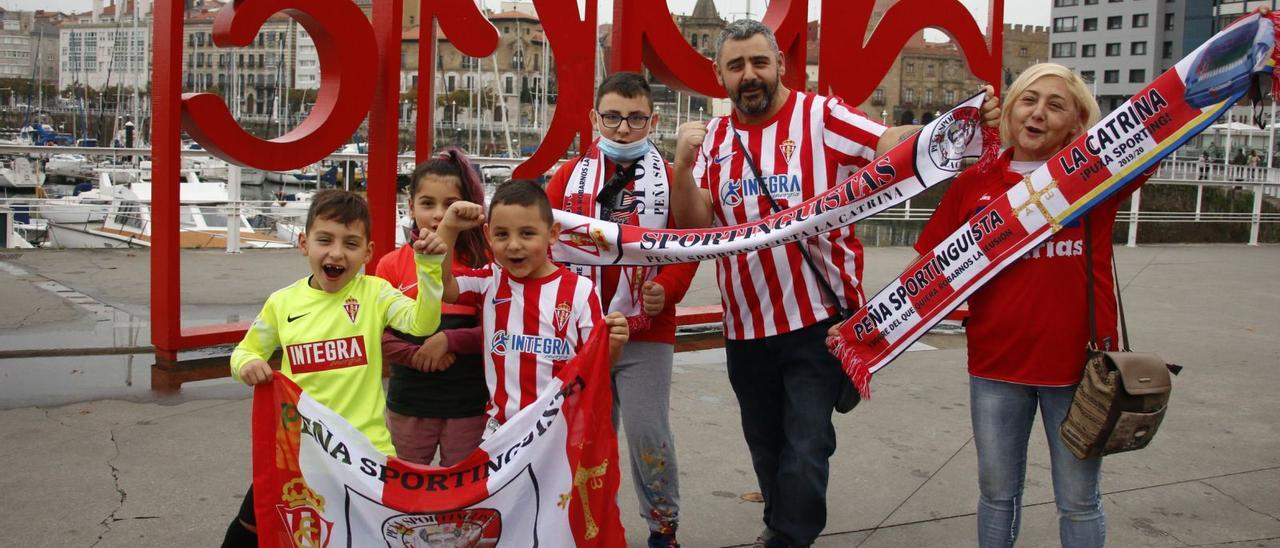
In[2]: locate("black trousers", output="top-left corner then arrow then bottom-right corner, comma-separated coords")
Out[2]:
724,317 -> 844,547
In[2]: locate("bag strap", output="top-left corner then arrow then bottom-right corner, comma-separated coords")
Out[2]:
1084,215 -> 1098,350
1083,214 -> 1130,350
1084,215 -> 1182,374
732,129 -> 853,318
1111,248 -> 1131,352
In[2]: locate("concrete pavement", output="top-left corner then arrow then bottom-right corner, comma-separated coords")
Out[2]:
0,245 -> 1277,547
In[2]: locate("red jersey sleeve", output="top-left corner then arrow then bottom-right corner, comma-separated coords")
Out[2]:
652,261 -> 698,307
915,172 -> 974,255
652,163 -> 700,305
822,96 -> 888,167
454,264 -> 494,308
690,118 -> 718,190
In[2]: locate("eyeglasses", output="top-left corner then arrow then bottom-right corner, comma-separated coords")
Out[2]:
597,111 -> 652,129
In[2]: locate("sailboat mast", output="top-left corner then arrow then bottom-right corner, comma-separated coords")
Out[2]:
280,20 -> 291,137
25,25 -> 41,127
495,22 -> 512,159
131,3 -> 140,133
36,26 -> 43,116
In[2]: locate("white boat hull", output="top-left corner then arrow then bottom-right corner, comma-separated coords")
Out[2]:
45,164 -> 95,181
45,221 -> 294,249
46,222 -> 142,249
264,171 -> 319,185
0,158 -> 42,189
38,200 -> 110,225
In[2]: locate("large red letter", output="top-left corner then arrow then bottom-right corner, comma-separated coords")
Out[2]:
368,0 -> 403,271
180,0 -> 377,170
511,0 -> 596,179
608,0 -> 809,96
818,0 -> 1004,102
413,0 -> 499,163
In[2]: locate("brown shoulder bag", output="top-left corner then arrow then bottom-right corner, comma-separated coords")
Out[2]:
1058,217 -> 1182,460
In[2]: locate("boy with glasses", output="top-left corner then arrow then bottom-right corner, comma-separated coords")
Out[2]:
545,71 -> 698,548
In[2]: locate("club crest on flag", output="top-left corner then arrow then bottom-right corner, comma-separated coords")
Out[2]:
276,478 -> 333,548
343,298 -> 360,324
559,224 -> 612,257
554,302 -> 572,332
382,508 -> 503,547
779,138 -> 796,164
926,106 -> 981,171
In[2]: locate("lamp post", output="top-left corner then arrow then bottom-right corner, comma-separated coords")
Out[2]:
698,106 -> 704,121
881,110 -> 887,124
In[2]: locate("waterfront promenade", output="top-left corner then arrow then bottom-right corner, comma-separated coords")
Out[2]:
0,245 -> 1277,547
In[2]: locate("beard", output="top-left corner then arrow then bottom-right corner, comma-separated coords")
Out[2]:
730,77 -> 777,116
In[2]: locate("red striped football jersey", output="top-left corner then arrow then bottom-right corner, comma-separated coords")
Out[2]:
456,264 -> 603,423
691,90 -> 887,339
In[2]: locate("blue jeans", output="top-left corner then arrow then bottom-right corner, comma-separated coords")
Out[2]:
970,376 -> 1105,548
725,318 -> 844,547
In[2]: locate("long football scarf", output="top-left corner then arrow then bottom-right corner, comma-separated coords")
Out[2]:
252,326 -> 624,547
827,12 -> 1279,399
551,92 -> 997,266
561,142 -> 669,331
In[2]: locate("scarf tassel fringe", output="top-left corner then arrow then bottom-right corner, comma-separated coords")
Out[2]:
826,333 -> 873,400
973,125 -> 1003,176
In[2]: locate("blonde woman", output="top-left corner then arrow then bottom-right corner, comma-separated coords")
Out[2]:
915,63 -> 1138,547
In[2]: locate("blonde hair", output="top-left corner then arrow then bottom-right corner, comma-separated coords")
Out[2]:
999,63 -> 1101,148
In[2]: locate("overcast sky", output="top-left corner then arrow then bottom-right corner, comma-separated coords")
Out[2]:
0,0 -> 1049,28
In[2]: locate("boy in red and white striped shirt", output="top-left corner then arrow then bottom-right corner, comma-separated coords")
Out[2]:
438,180 -> 631,426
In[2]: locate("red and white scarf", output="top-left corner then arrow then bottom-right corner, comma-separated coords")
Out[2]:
559,140 -> 670,331
551,92 -> 995,267
828,11 -> 1278,399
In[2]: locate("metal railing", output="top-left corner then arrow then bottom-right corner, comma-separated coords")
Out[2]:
877,174 -> 1279,246
3,146 -> 1278,248
1152,159 -> 1279,188
0,144 -> 556,171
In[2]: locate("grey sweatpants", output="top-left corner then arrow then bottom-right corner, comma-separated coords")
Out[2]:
612,340 -> 681,535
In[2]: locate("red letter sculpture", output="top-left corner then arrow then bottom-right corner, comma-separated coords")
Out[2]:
180,0 -> 377,170
819,0 -> 1004,102
413,0 -> 500,163
149,0 -> 1006,377
512,0 -> 597,179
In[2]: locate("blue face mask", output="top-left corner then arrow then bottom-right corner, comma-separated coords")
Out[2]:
596,136 -> 652,162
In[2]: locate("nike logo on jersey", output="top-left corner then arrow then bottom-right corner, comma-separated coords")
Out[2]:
287,312 -> 311,323
979,194 -> 992,201
491,297 -> 512,305
397,282 -> 416,292
714,153 -> 733,165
